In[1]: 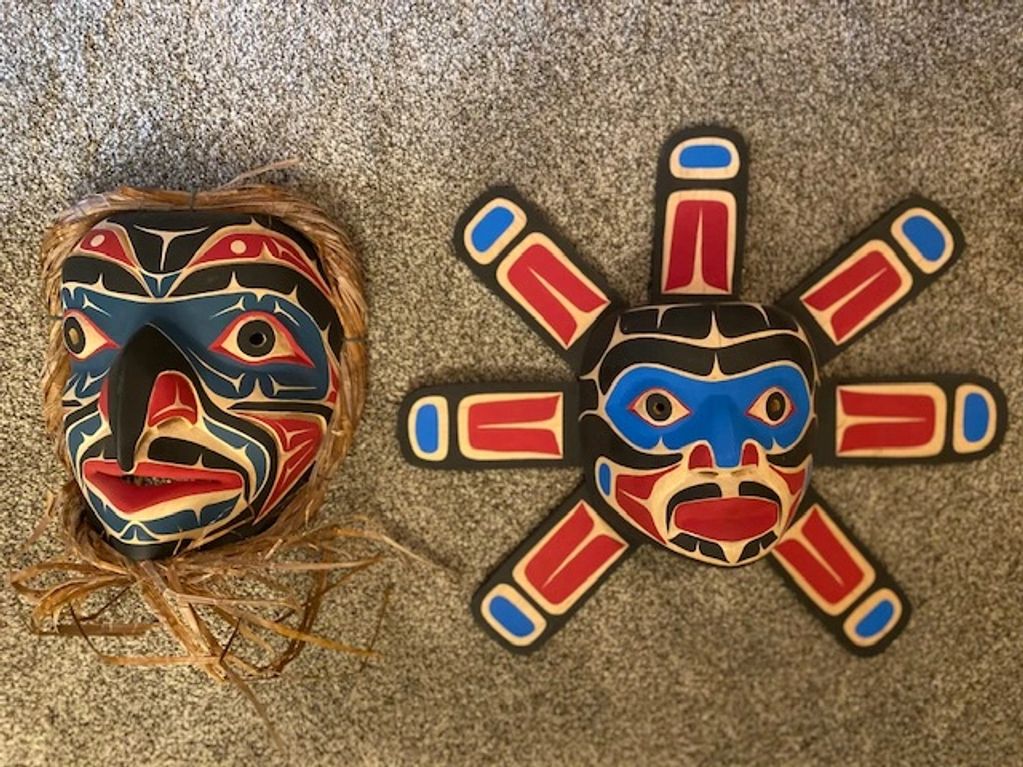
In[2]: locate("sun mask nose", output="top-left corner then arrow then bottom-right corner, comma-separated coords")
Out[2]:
702,395 -> 745,469
106,324 -> 200,472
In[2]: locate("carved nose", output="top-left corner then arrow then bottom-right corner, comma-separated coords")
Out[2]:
146,371 -> 199,428
106,325 -> 201,472
687,441 -> 759,470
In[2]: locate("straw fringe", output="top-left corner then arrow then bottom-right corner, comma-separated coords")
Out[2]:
10,183 -> 382,685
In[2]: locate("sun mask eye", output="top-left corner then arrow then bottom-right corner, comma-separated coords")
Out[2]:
211,312 -> 313,366
62,311 -> 116,360
630,389 -> 691,426
747,387 -> 794,426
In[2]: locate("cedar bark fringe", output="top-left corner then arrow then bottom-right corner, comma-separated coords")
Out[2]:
9,183 -> 384,687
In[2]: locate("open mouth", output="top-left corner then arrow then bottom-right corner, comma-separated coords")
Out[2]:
83,458 -> 243,514
668,483 -> 780,542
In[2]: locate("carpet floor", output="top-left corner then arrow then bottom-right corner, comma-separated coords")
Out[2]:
1,3 -> 1021,765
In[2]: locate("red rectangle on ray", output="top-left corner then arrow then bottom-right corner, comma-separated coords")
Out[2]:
496,234 -> 610,349
800,242 -> 911,345
834,383 -> 947,458
773,504 -> 875,615
457,392 -> 565,460
661,191 -> 735,295
514,501 -> 627,614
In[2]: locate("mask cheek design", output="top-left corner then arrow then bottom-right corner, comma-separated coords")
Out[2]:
57,211 -> 347,559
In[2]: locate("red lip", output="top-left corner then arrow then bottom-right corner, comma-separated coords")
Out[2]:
671,497 -> 778,542
83,459 -> 243,514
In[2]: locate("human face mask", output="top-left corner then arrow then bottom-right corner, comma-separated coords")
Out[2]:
60,210 -> 344,559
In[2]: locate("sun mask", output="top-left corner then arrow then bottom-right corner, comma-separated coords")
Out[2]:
399,126 -> 1007,655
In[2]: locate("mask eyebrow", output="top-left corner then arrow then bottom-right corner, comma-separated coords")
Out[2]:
717,334 -> 816,382
598,339 -> 715,392
61,256 -> 148,296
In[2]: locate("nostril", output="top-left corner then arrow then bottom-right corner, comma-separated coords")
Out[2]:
741,443 -> 759,466
688,444 -> 713,470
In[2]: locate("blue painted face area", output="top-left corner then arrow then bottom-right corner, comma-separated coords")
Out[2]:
603,364 -> 812,467
900,215 -> 946,262
61,286 -> 330,401
470,206 -> 515,252
679,144 -> 733,169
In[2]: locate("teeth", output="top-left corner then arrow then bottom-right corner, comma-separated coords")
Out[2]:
122,475 -> 177,486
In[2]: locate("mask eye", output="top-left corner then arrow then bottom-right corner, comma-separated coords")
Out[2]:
212,312 -> 313,367
747,387 -> 794,426
62,311 -> 116,360
630,389 -> 690,427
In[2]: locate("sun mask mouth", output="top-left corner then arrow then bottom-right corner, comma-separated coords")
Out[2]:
667,481 -> 780,542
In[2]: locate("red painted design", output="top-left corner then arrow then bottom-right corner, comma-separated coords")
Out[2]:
688,444 -> 713,469
83,459 -> 242,514
242,414 -> 325,517
774,506 -> 867,607
146,371 -> 199,427
76,227 -> 135,268
195,231 -> 330,293
505,243 -> 609,346
838,390 -> 937,452
466,395 -> 562,455
740,443 -> 759,466
803,249 -> 904,342
664,198 -> 730,292
770,466 -> 807,498
614,466 -> 674,541
523,504 -> 626,605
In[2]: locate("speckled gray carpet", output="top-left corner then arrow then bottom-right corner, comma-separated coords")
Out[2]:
1,3 -> 1021,765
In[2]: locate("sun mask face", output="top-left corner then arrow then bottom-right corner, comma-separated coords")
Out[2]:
59,211 -> 344,559
579,302 -> 817,565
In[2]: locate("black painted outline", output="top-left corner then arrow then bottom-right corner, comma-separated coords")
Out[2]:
777,196 -> 965,367
397,382 -> 582,470
768,486 -> 912,657
814,374 -> 1008,466
649,125 -> 750,302
452,187 -> 625,371
470,484 -> 636,655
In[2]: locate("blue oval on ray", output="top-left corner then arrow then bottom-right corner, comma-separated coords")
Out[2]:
963,392 -> 990,442
470,206 -> 515,253
598,462 -> 612,496
490,596 -> 534,638
901,215 -> 946,262
679,144 -> 732,169
414,403 -> 440,453
855,599 -> 895,639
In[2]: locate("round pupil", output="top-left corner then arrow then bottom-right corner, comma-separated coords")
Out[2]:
645,393 -> 672,422
63,317 -> 85,354
766,392 -> 787,421
238,320 -> 275,356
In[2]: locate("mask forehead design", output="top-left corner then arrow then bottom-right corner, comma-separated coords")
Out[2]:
580,302 -> 818,565
59,210 -> 345,559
